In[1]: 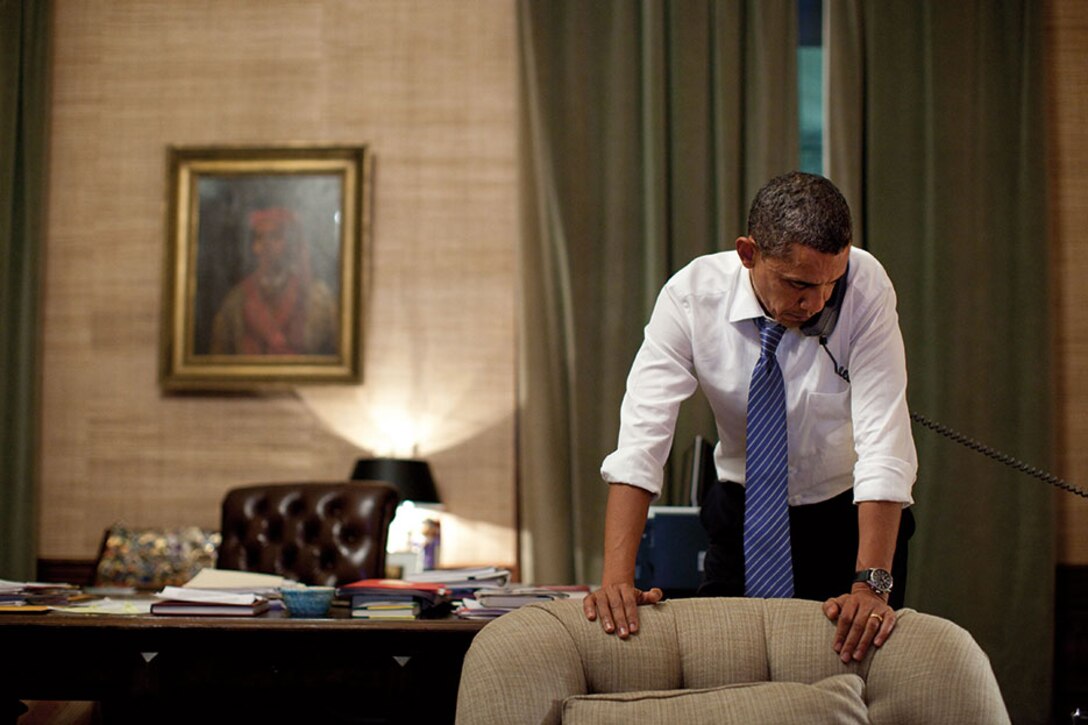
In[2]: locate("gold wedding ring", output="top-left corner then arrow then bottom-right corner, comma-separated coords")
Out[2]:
868,613 -> 884,625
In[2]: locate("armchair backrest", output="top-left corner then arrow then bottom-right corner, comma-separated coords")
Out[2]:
217,481 -> 399,586
456,598 -> 1010,724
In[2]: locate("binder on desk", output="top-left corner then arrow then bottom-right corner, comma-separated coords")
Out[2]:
338,578 -> 453,619
404,566 -> 511,590
338,578 -> 451,601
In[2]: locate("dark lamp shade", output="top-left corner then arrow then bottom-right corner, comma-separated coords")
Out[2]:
350,457 -> 440,504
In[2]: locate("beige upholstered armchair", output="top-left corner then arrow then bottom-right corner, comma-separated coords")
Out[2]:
456,597 -> 1009,724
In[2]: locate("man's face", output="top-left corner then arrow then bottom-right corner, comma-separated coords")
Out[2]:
252,224 -> 289,273
736,236 -> 850,328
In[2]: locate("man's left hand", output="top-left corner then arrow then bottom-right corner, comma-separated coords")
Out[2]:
822,584 -> 896,663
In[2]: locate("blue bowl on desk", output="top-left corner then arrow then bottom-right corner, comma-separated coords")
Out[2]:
280,586 -> 336,618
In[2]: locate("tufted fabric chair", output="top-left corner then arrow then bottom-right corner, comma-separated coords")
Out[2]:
217,481 -> 399,586
456,597 -> 1010,725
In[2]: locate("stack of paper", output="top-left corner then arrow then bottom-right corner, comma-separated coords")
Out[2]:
457,585 -> 589,620
404,566 -> 512,594
182,568 -> 288,596
337,578 -> 453,620
0,579 -> 81,611
151,586 -> 271,616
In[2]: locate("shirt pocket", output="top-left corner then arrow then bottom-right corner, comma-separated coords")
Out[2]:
793,389 -> 855,469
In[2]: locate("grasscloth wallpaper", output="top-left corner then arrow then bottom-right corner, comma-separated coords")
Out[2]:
38,1 -> 518,567
1052,0 -> 1088,565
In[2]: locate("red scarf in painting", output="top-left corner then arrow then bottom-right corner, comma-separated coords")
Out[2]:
239,272 -> 308,354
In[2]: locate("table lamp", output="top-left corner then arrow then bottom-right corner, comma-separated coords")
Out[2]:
350,457 -> 440,505
350,457 -> 442,573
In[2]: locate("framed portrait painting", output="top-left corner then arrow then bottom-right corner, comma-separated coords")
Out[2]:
161,145 -> 370,389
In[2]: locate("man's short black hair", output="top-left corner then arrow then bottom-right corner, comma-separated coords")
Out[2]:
746,171 -> 852,257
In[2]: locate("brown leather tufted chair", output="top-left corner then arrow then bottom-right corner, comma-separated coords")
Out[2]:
217,481 -> 399,586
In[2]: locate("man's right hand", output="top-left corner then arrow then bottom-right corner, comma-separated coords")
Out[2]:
586,482 -> 660,638
582,582 -> 663,638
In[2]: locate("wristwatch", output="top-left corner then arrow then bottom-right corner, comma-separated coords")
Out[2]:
853,568 -> 894,596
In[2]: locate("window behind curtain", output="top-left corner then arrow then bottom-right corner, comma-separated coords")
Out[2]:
798,0 -> 823,174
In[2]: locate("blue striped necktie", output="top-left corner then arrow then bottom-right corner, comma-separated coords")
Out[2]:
744,318 -> 794,598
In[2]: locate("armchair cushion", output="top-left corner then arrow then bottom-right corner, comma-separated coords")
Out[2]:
564,673 -> 868,725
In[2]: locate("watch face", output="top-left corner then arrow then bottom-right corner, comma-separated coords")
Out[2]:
856,567 -> 894,593
870,568 -> 894,593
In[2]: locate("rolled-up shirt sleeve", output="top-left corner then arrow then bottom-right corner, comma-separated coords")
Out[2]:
600,285 -> 699,498
848,271 -> 917,504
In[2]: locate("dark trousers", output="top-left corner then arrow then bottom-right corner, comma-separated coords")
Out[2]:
697,481 -> 915,609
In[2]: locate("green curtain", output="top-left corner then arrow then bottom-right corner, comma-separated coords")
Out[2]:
828,2 -> 1052,722
518,0 -> 798,585
0,0 -> 50,581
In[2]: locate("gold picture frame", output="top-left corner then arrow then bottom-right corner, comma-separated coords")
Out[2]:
161,145 -> 369,389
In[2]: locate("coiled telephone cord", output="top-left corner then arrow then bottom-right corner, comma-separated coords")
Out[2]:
909,410 -> 1088,499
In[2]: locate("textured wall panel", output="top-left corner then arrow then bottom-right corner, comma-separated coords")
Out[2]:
40,0 -> 518,567
1049,0 -> 1088,564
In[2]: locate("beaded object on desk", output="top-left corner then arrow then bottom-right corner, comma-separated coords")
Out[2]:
93,524 -> 221,589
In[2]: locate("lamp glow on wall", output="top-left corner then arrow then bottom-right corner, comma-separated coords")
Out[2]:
351,457 -> 443,573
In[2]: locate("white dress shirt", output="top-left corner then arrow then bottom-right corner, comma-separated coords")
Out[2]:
600,246 -> 917,506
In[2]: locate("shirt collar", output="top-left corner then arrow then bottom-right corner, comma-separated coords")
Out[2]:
728,262 -> 767,324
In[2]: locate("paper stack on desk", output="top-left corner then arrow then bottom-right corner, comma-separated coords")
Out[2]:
456,585 -> 589,620
404,566 -> 511,593
151,586 -> 271,616
182,568 -> 289,595
0,579 -> 81,611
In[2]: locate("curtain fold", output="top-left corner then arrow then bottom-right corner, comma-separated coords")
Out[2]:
518,0 -> 797,585
0,0 -> 51,580
827,2 -> 1052,722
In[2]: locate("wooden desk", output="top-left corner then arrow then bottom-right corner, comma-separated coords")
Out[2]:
1,609 -> 486,724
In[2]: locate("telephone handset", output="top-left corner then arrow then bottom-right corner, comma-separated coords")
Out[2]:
799,264 -> 849,340
804,266 -> 1088,499
800,265 -> 852,382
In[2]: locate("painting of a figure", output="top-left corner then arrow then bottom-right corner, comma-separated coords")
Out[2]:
161,146 -> 368,388
207,204 -> 339,356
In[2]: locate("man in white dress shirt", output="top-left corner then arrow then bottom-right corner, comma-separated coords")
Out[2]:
583,172 -> 917,664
